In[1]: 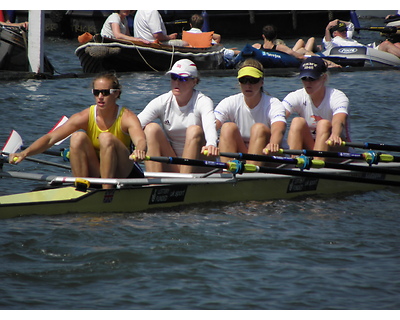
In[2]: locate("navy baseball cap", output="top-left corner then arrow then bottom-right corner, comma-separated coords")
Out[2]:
299,56 -> 327,79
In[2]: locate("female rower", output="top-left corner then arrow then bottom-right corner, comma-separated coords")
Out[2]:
214,58 -> 287,165
9,72 -> 147,188
137,59 -> 219,173
282,56 -> 350,154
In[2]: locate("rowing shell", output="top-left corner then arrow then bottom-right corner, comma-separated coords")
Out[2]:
1,163 -> 400,219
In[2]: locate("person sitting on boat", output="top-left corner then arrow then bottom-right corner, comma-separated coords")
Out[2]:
253,25 -> 340,68
214,58 -> 287,165
282,56 -> 350,156
0,20 -> 28,29
133,10 -> 188,46
137,59 -> 219,173
252,25 -> 313,60
324,19 -> 400,59
9,72 -> 147,189
100,10 -> 149,44
187,13 -> 221,44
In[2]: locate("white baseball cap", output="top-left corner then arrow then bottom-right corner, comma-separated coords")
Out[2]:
166,59 -> 198,78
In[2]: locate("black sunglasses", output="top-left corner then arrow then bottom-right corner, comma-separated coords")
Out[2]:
170,74 -> 194,82
238,77 -> 261,84
92,89 -> 119,96
301,77 -> 318,82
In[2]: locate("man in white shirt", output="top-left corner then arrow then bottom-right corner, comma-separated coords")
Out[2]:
133,10 -> 187,46
323,19 -> 400,58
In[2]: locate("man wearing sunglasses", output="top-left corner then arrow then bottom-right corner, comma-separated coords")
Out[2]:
214,58 -> 287,166
138,59 -> 218,173
283,56 -> 350,156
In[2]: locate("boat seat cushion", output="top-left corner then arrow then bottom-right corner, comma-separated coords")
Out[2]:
182,31 -> 214,48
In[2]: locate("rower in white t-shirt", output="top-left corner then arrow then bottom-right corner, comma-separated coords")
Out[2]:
282,56 -> 350,156
138,59 -> 218,173
214,58 -> 287,165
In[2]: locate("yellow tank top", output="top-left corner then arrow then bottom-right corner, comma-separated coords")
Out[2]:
87,105 -> 131,154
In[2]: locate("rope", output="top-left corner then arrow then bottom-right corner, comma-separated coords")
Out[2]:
134,44 -> 159,72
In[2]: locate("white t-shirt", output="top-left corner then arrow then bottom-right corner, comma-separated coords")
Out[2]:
138,90 -> 218,157
134,10 -> 167,42
323,22 -> 363,51
101,13 -> 129,38
214,92 -> 287,145
282,87 -> 350,140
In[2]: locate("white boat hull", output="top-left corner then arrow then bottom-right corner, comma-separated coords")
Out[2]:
322,46 -> 400,67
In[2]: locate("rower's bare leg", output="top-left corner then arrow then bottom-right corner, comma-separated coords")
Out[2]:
69,131 -> 100,178
143,123 -> 178,172
247,123 -> 271,166
313,119 -> 332,160
181,125 -> 205,173
98,132 -> 133,189
287,117 -> 315,151
218,122 -> 247,162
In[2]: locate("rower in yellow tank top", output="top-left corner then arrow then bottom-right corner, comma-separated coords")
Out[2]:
9,72 -> 147,189
87,104 -> 131,155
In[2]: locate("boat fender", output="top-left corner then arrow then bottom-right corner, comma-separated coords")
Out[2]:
86,46 -> 121,58
75,178 -> 90,192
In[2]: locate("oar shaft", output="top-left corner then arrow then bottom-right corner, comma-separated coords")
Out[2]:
220,152 -> 299,165
222,151 -> 400,175
1,152 -> 71,170
281,149 -> 365,160
343,141 -> 400,153
145,156 -> 229,169
254,165 -> 400,187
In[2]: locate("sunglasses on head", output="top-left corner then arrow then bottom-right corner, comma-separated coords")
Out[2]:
92,89 -> 119,96
238,77 -> 261,84
170,74 -> 193,82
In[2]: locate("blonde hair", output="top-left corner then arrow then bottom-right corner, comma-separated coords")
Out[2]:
237,58 -> 264,74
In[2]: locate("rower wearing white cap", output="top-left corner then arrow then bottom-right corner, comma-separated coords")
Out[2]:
214,58 -> 287,165
138,59 -> 219,173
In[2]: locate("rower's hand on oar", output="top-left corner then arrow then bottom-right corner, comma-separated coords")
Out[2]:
129,149 -> 146,162
8,152 -> 25,164
202,145 -> 219,157
263,143 -> 281,155
326,135 -> 343,146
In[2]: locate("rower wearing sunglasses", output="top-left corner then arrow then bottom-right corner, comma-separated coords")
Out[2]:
9,72 -> 147,188
214,58 -> 287,165
137,59 -> 219,173
282,56 -> 350,156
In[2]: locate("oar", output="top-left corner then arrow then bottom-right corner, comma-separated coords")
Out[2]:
141,155 -> 253,174
334,141 -> 400,153
355,26 -> 398,33
142,155 -> 400,187
1,151 -> 71,170
278,148 -> 400,165
219,151 -> 400,176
